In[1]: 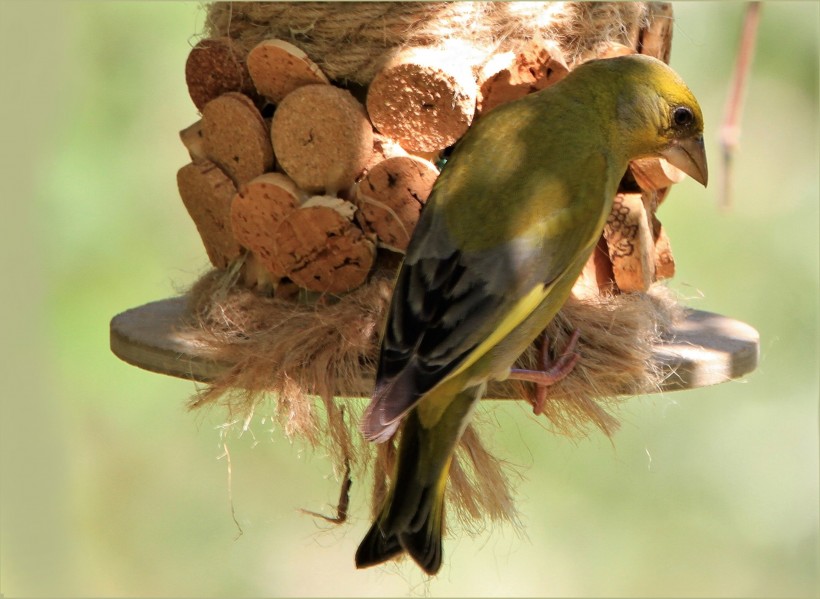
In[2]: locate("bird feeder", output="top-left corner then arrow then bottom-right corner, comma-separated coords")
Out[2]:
110,1 -> 758,526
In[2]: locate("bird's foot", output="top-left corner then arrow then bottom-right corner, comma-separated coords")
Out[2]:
508,329 -> 581,415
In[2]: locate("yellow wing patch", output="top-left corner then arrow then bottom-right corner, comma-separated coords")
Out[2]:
447,281 -> 553,380
414,282 -> 553,429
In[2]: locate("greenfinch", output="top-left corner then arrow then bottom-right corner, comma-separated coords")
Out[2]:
356,54 -> 708,575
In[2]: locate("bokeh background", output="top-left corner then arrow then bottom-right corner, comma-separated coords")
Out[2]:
2,1 -> 817,596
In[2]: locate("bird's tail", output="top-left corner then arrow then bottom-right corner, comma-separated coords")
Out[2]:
355,387 -> 480,575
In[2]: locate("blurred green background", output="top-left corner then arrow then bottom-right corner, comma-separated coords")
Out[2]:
1,1 -> 817,596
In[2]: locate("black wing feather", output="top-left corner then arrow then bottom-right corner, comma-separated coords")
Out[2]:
361,246 -> 503,440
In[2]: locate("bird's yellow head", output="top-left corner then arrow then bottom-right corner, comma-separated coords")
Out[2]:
580,54 -> 708,186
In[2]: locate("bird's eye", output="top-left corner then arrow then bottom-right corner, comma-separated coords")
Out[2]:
673,106 -> 694,127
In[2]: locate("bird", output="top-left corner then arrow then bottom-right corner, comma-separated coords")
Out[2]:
355,54 -> 708,575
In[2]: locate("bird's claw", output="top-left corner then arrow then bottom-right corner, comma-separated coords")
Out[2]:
508,329 -> 581,415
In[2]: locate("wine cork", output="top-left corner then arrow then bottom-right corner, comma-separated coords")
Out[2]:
652,215 -> 675,280
273,197 -> 376,293
571,261 -> 596,300
230,172 -> 302,278
201,92 -> 274,186
572,235 -> 615,299
363,132 -> 409,174
271,84 -> 373,194
177,160 -> 242,268
595,41 -> 637,59
247,39 -> 329,103
355,156 -> 439,251
185,37 -> 256,111
640,2 -> 674,63
366,47 -> 477,153
272,279 -> 302,302
477,40 -> 569,115
179,120 -> 207,162
603,192 -> 655,293
630,157 -> 685,191
408,149 -> 442,164
592,234 -> 617,293
239,252 -> 276,293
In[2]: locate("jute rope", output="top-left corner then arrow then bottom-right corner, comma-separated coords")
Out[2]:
204,2 -> 649,83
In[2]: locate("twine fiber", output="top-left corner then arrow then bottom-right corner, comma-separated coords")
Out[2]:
191,0 -> 668,530
204,1 -> 649,83
186,263 -> 682,529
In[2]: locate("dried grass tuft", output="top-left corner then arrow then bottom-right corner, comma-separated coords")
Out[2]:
184,264 -> 682,527
203,2 -> 649,83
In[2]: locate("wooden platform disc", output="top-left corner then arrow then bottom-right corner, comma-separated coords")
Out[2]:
110,297 -> 759,396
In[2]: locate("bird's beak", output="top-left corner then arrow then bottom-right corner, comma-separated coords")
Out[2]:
660,135 -> 708,187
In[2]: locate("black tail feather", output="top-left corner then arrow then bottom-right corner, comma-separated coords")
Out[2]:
354,512 -> 443,575
400,529 -> 443,576
356,387 -> 481,575
355,521 -> 403,570
400,487 -> 445,575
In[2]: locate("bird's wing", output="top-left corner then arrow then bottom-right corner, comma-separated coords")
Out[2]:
361,180 -> 603,441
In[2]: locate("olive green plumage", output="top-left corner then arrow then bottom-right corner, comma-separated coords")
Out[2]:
356,54 -> 708,575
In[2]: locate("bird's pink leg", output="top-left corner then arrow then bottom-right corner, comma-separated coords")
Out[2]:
508,329 -> 581,415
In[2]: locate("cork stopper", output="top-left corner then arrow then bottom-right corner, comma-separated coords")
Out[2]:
177,160 -> 242,268
271,84 -> 374,194
603,192 -> 656,292
247,38 -> 330,103
201,92 -> 274,186
179,120 -> 207,163
272,197 -> 376,293
355,156 -> 439,251
366,47 -> 477,153
185,37 -> 256,111
477,40 -> 569,115
630,157 -> 686,191
230,172 -> 302,278
653,221 -> 676,280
